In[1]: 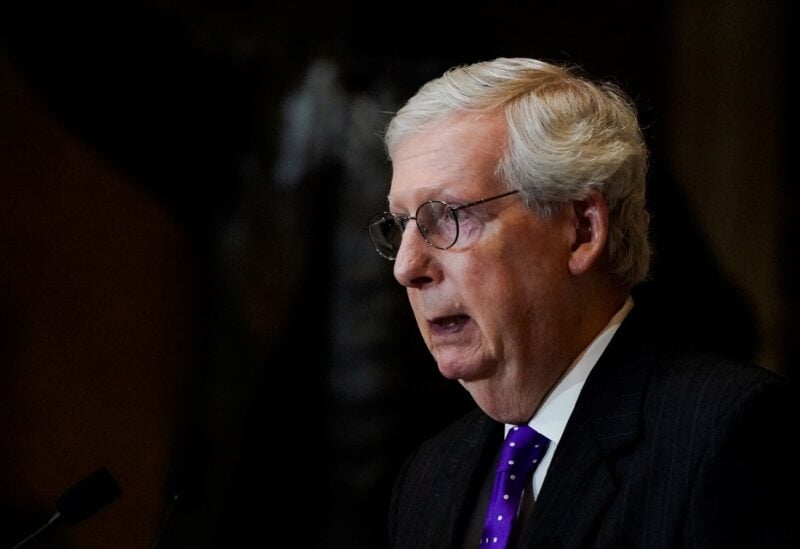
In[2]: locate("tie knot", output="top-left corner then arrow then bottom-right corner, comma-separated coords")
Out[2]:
496,425 -> 550,473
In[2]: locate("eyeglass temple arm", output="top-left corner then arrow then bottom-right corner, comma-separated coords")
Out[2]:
450,189 -> 520,212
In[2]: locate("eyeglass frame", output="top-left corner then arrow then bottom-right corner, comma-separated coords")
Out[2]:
367,189 -> 521,260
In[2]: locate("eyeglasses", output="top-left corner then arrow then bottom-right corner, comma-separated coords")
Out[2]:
367,190 -> 520,260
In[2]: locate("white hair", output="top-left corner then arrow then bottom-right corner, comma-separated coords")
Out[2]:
385,57 -> 650,286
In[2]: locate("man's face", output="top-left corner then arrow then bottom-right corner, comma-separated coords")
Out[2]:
388,112 -> 580,422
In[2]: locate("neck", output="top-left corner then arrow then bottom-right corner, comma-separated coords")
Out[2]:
519,278 -> 629,423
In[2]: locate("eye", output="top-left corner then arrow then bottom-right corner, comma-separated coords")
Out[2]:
453,209 -> 483,243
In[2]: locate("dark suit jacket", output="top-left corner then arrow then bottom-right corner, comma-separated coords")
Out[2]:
388,306 -> 800,548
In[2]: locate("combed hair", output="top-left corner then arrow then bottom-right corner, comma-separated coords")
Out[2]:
384,57 -> 650,287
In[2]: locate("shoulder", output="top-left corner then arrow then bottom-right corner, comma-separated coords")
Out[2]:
639,345 -> 800,485
607,299 -> 797,417
591,304 -> 800,441
647,344 -> 797,422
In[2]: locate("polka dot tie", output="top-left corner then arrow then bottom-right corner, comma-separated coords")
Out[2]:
479,425 -> 550,547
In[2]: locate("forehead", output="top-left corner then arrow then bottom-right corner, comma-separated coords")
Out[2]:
388,112 -> 507,208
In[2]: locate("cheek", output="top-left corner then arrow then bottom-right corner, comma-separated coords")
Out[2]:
469,240 -> 558,319
407,290 -> 426,325
462,253 -> 521,317
455,217 -> 483,246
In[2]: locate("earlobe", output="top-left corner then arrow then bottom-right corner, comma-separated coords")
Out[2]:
568,191 -> 609,275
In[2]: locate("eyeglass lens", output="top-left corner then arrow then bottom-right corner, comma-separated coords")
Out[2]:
368,201 -> 457,259
368,190 -> 519,260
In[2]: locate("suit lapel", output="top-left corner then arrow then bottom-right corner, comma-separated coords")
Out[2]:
518,308 -> 653,547
434,412 -> 503,547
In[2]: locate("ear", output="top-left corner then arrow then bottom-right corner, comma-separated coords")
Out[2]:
568,190 -> 609,275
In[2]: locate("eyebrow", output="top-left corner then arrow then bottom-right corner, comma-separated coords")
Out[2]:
387,191 -> 467,212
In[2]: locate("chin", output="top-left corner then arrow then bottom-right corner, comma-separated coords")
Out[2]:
461,377 -> 529,424
437,361 -> 467,380
437,357 -> 486,381
461,377 -> 496,404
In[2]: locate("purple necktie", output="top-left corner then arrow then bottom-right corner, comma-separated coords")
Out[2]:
479,424 -> 550,547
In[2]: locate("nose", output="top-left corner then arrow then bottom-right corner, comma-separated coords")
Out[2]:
393,223 -> 436,288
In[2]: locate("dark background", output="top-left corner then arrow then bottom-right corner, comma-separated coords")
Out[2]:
1,1 -> 796,547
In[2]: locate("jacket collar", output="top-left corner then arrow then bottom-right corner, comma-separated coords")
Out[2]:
518,304 -> 656,547
436,411 -> 503,547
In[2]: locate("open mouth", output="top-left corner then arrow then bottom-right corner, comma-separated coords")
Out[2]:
431,314 -> 470,333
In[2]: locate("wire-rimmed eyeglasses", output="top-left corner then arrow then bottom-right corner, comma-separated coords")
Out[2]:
366,190 -> 520,260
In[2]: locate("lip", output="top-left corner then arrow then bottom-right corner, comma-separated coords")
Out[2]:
428,314 -> 471,337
